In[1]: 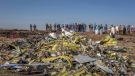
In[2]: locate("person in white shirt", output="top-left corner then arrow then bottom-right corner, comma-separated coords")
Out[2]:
115,25 -> 119,36
95,25 -> 99,34
110,26 -> 116,38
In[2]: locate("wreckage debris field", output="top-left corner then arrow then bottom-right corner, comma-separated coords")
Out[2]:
0,30 -> 135,76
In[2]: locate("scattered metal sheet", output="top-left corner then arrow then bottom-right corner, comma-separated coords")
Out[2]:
73,54 -> 97,63
95,41 -> 100,44
49,33 -> 57,39
1,63 -> 53,67
94,61 -> 114,74
0,30 -> 134,75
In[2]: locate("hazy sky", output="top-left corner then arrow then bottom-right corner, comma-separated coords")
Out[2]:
0,0 -> 135,30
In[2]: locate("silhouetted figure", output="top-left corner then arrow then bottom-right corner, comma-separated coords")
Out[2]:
73,23 -> 75,31
127,25 -> 130,36
50,24 -> 52,30
123,26 -> 126,35
62,24 -> 64,29
54,23 -> 56,30
89,24 -> 93,32
131,26 -> 135,36
35,25 -> 36,30
99,24 -> 103,35
84,24 -> 87,32
75,23 -> 77,32
33,24 -> 36,31
82,23 -> 84,32
104,24 -> 108,34
119,25 -> 122,35
57,24 -> 59,31
46,23 -> 49,30
65,24 -> 68,30
30,24 -> 32,31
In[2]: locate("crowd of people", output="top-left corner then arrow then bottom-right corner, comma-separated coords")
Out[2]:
45,23 -> 87,32
30,24 -> 37,31
44,23 -> 109,34
30,23 -> 135,38
109,25 -> 135,38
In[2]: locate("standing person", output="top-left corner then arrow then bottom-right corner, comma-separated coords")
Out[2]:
46,23 -> 48,30
50,24 -> 52,30
89,24 -> 91,32
33,24 -> 36,31
67,24 -> 69,30
131,26 -> 135,36
79,24 -> 82,32
83,23 -> 85,32
30,24 -> 32,31
54,23 -> 56,30
110,26 -> 116,38
115,25 -> 119,36
81,24 -> 83,32
104,24 -> 108,34
73,23 -> 75,31
99,24 -> 103,35
71,24 -> 73,30
94,24 -> 96,33
83,24 -> 85,32
48,24 -> 49,30
35,25 -> 37,31
76,24 -> 79,32
123,25 -> 126,35
75,23 -> 77,32
82,23 -> 85,32
57,24 -> 59,31
94,23 -> 97,33
78,24 -> 80,32
79,24 -> 81,32
69,24 -> 71,30
127,25 -> 131,36
95,25 -> 99,35
121,25 -> 124,35
62,24 -> 64,29
119,25 -> 122,35
91,24 -> 93,32
59,24 -> 61,31
84,24 -> 87,32
65,24 -> 68,30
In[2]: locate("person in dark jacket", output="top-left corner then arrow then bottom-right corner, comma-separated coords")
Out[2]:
104,24 -> 108,34
30,24 -> 32,31
33,24 -> 36,31
91,24 -> 93,32
46,23 -> 48,30
123,25 -> 126,35
99,24 -> 103,35
127,25 -> 130,36
89,24 -> 91,32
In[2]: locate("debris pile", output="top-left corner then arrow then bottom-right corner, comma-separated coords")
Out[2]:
0,28 -> 135,76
